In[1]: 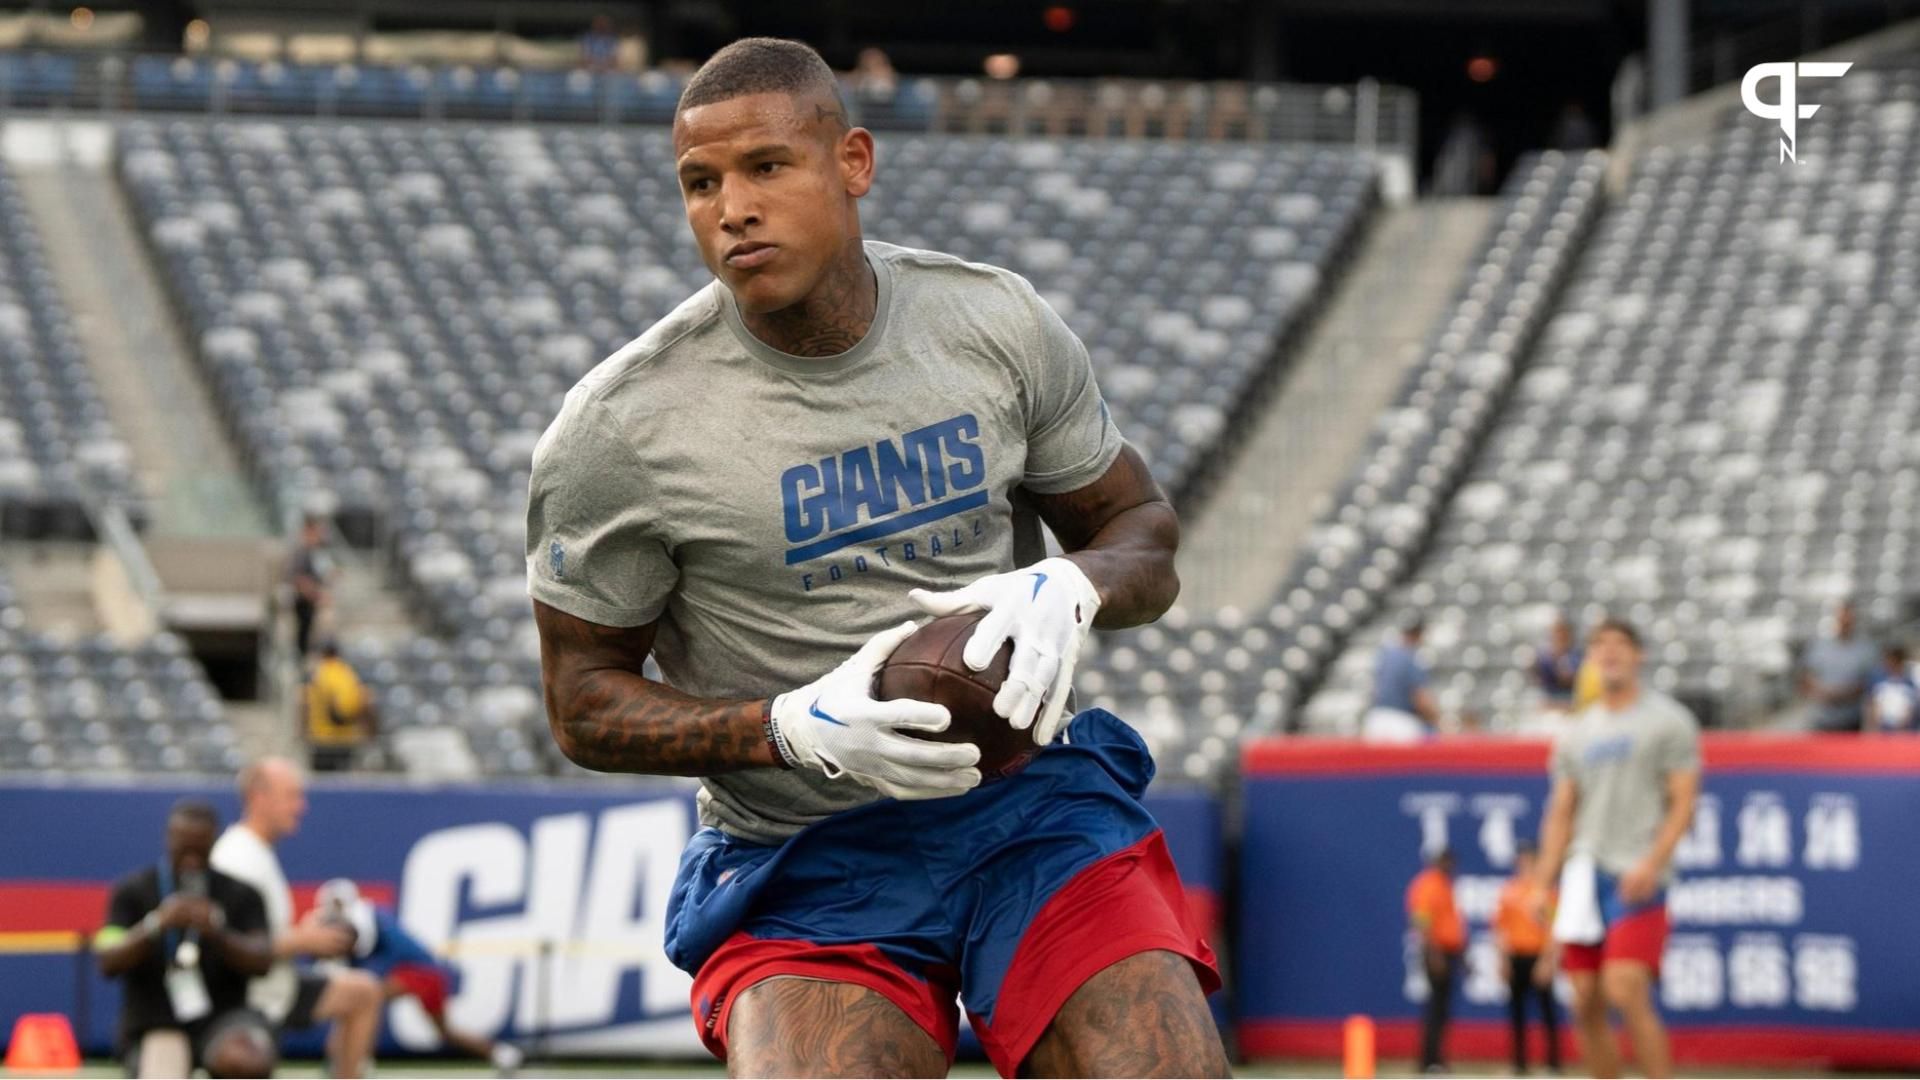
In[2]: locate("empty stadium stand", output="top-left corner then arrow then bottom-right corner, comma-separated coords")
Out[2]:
0,155 -> 139,538
0,563 -> 239,773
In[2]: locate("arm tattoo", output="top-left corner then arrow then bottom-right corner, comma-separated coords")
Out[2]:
1028,444 -> 1181,629
739,236 -> 876,358
533,600 -> 778,775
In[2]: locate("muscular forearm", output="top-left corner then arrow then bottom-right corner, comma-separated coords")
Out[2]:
547,666 -> 780,775
1062,500 -> 1179,629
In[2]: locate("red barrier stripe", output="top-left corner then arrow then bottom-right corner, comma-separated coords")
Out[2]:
1238,1018 -> 1920,1068
0,880 -> 396,933
0,885 -> 108,933
1242,733 -> 1920,776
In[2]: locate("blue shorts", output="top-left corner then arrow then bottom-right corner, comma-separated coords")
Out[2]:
664,708 -> 1220,1076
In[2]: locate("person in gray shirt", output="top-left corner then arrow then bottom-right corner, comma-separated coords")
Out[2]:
1535,619 -> 1701,1080
1799,599 -> 1878,732
525,37 -> 1225,1079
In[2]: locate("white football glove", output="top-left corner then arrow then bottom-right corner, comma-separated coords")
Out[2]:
768,621 -> 983,801
908,556 -> 1102,747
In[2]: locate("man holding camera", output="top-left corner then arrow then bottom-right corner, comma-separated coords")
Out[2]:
97,800 -> 279,1078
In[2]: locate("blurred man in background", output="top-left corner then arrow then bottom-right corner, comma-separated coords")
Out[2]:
1406,848 -> 1465,1074
305,642 -> 375,773
1367,618 -> 1439,741
1799,599 -> 1877,732
211,758 -> 384,1078
1867,644 -> 1919,733
1537,619 -> 1701,1079
1495,841 -> 1561,1076
288,516 -> 334,663
1534,615 -> 1583,713
97,800 -> 277,1079
315,879 -> 524,1074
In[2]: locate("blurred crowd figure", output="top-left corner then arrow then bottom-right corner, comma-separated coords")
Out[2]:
1534,615 -> 1583,712
848,46 -> 899,102
1798,598 -> 1893,733
1366,597 -> 1918,739
1365,618 -> 1440,741
306,641 -> 376,773
1405,849 -> 1465,1074
1495,842 -> 1561,1075
578,15 -> 620,72
288,515 -> 333,663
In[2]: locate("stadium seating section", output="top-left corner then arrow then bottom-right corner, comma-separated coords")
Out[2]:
115,117 -> 1376,776
0,157 -> 139,538
0,564 -> 239,773
1304,74 -> 1920,731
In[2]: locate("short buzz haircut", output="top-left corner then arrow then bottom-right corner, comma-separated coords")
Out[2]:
169,798 -> 219,830
1589,617 -> 1643,650
676,37 -> 846,126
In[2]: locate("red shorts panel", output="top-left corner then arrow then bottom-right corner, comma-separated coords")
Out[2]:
968,830 -> 1222,1077
1561,905 -> 1670,975
690,932 -> 960,1064
386,963 -> 450,1018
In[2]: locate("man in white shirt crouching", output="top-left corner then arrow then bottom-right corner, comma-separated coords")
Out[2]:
211,757 -> 383,1077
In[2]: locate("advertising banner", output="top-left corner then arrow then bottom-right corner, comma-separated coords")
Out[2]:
0,776 -> 1219,1058
1236,736 -> 1920,1068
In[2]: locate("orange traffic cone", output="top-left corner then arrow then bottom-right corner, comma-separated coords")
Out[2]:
4,1013 -> 81,1073
1342,1014 -> 1376,1079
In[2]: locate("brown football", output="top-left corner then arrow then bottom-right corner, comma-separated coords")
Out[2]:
874,613 -> 1039,783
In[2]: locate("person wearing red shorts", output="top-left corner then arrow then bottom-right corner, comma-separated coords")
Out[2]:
315,880 -> 523,1076
525,34 -> 1227,1078
1535,620 -> 1701,1078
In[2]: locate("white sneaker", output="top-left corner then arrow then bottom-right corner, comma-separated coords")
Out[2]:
490,1042 -> 525,1077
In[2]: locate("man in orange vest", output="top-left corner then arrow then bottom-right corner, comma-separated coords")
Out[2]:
1407,848 -> 1465,1074
1495,841 -> 1561,1075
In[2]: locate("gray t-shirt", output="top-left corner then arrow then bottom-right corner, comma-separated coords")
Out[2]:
1550,689 -> 1702,879
526,241 -> 1124,843
1803,634 -> 1878,731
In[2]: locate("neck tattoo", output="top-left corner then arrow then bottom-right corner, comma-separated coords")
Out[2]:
743,238 -> 877,358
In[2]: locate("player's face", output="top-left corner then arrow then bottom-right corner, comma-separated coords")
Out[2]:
673,92 -> 874,316
1588,628 -> 1641,691
166,817 -> 215,875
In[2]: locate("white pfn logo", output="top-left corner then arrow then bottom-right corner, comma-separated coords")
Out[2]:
1741,62 -> 1853,162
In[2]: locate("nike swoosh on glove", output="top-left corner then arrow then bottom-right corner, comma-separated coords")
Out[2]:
908,556 -> 1101,746
768,621 -> 983,800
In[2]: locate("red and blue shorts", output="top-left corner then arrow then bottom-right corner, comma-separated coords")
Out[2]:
1560,871 -> 1669,975
664,708 -> 1220,1078
385,963 -> 452,1019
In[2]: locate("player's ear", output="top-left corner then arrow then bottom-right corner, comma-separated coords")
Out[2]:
840,126 -> 875,198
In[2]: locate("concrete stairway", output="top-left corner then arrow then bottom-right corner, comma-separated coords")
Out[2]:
4,121 -> 435,765
1176,198 -> 1496,611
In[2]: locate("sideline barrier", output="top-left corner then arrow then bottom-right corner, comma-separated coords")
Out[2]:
1235,735 -> 1920,1069
0,777 -> 1220,1058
